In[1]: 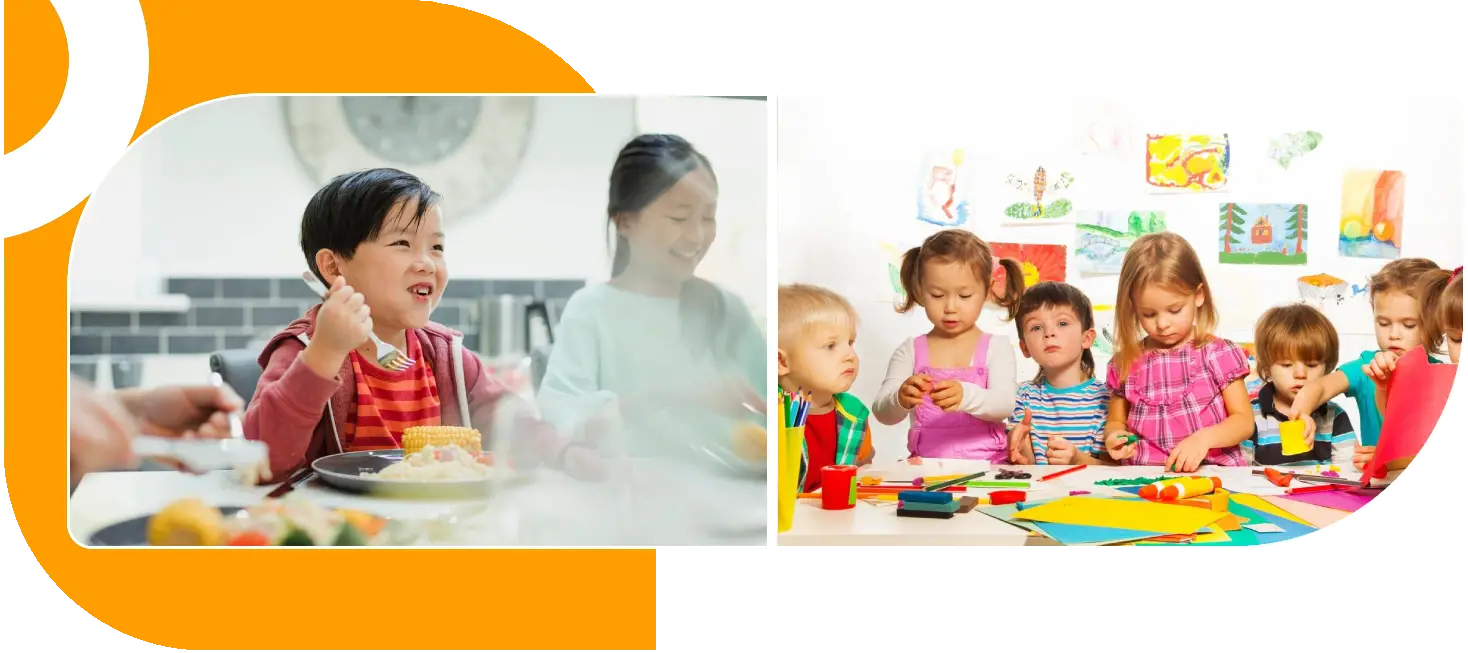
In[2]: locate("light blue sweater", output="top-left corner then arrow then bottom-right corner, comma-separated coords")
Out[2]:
536,283 -> 767,470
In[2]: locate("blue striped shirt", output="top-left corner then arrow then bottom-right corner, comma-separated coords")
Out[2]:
1008,379 -> 1110,464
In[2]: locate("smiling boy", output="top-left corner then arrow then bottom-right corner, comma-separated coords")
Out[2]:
244,169 -> 590,480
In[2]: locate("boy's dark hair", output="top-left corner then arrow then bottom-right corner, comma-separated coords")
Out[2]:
1254,303 -> 1340,378
606,134 -> 730,360
1013,281 -> 1096,384
300,168 -> 441,283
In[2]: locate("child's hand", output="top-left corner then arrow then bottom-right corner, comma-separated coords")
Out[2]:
898,374 -> 933,409
1046,435 -> 1077,465
930,380 -> 963,412
1104,429 -> 1137,462
1008,408 -> 1034,463
1353,445 -> 1376,471
1165,434 -> 1210,473
312,276 -> 373,357
1364,350 -> 1400,384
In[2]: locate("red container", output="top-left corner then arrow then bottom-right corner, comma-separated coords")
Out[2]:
821,465 -> 859,510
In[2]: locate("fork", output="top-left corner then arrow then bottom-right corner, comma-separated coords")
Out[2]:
301,272 -> 414,371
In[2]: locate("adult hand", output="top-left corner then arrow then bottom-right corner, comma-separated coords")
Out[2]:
70,376 -> 138,482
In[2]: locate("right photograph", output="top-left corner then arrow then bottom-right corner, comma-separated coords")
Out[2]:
774,96 -> 1463,546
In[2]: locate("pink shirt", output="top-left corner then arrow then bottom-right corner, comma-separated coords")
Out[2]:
1106,337 -> 1250,466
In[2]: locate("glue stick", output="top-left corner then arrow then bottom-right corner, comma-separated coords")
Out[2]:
1139,478 -> 1174,499
1159,476 -> 1221,500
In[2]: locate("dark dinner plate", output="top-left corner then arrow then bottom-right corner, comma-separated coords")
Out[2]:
311,449 -> 523,499
88,506 -> 248,546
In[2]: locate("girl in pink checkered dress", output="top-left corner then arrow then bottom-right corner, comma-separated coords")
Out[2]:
1101,233 -> 1254,473
873,230 -> 1025,462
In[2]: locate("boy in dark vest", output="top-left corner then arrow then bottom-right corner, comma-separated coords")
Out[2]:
777,284 -> 875,491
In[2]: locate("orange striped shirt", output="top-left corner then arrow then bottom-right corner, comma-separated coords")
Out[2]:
342,330 -> 441,451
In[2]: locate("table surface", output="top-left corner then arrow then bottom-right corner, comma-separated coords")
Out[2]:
70,457 -> 767,547
777,463 -> 1365,546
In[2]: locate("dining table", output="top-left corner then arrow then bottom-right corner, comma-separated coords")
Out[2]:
70,455 -> 767,547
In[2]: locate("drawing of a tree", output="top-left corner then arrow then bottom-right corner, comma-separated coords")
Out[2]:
1286,204 -> 1307,254
1220,203 -> 1247,253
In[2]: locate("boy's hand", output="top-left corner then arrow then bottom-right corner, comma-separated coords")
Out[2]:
1008,408 -> 1034,463
930,380 -> 963,411
305,277 -> 372,374
1165,434 -> 1210,473
1352,445 -> 1376,471
898,374 -> 932,410
1046,435 -> 1077,465
1104,428 -> 1137,462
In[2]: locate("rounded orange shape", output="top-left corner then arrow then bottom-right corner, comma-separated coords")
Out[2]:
1373,220 -> 1395,242
4,0 -> 68,152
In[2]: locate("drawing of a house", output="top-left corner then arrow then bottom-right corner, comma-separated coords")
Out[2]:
1251,216 -> 1273,244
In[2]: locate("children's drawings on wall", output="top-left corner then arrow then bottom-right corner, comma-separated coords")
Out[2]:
1002,166 -> 1075,223
916,149 -> 971,228
1145,133 -> 1230,192
1073,104 -> 1134,158
1297,273 -> 1350,307
1074,211 -> 1167,275
1269,131 -> 1323,169
987,243 -> 1067,302
1339,169 -> 1404,259
1219,203 -> 1308,265
879,241 -> 913,304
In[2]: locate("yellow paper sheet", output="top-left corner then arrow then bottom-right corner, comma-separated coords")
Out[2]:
1279,420 -> 1310,456
1262,496 -> 1350,529
1010,497 -> 1225,535
1192,525 -> 1230,544
1231,493 -> 1312,526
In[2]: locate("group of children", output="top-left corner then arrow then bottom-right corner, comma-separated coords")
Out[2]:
779,228 -> 1462,491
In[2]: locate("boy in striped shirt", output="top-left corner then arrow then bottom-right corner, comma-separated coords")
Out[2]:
244,169 -> 594,481
1245,304 -> 1355,466
1006,282 -> 1112,465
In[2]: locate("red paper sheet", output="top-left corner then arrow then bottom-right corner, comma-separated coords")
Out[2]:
1363,346 -> 1457,481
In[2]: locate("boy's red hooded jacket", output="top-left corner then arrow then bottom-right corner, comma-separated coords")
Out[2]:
243,305 -> 555,480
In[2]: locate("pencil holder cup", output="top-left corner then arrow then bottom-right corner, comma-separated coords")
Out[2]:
778,425 -> 805,533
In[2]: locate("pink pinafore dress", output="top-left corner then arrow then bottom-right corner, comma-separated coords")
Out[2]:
907,333 -> 1008,462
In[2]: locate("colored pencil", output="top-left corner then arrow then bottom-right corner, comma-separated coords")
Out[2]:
1040,464 -> 1086,482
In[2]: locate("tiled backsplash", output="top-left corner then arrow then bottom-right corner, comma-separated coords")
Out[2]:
70,277 -> 582,386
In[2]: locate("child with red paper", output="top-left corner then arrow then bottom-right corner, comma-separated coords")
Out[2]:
1289,258 -> 1444,469
1352,266 -> 1462,479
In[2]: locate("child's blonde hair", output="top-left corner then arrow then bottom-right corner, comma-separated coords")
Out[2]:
1254,304 -> 1340,379
778,284 -> 858,347
1112,232 -> 1219,379
1416,266 -> 1462,355
897,229 -> 1025,320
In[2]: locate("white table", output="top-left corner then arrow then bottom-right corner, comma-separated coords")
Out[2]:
70,457 -> 766,547
777,464 -> 1362,546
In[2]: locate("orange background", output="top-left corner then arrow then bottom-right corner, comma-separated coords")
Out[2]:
5,1 -> 655,649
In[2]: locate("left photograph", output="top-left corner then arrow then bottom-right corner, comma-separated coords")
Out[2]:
67,95 -> 769,546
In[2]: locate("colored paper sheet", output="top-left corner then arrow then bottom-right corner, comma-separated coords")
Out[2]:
1230,493 -> 1312,526
1366,346 -> 1456,481
1026,521 -> 1165,546
1262,496 -> 1352,529
1245,522 -> 1286,534
1010,497 -> 1225,535
1227,500 -> 1316,544
1277,489 -> 1374,513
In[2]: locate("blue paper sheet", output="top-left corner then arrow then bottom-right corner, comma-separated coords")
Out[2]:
1227,498 -> 1316,544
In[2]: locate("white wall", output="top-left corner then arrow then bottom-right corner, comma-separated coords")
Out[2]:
778,97 -> 1464,458
70,95 -> 767,314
